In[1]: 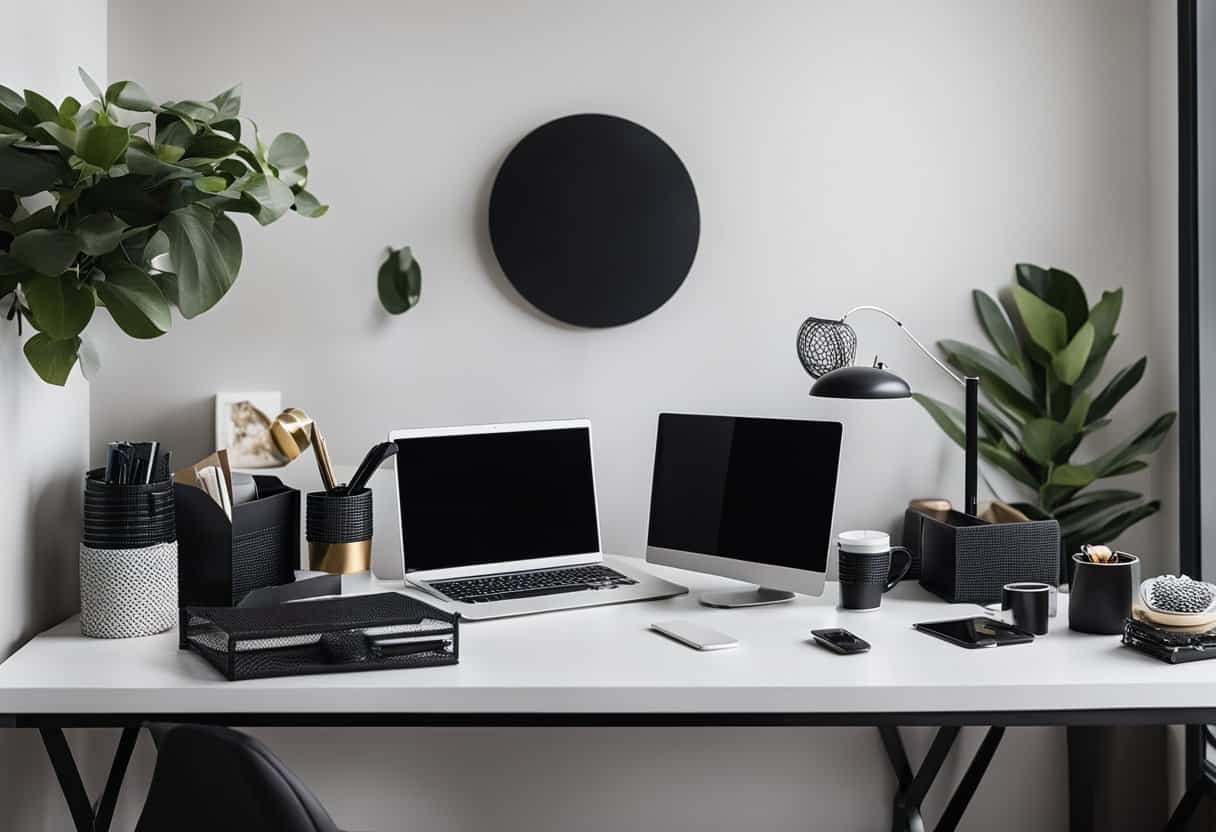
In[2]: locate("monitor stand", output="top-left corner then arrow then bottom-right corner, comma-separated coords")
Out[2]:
699,587 -> 796,608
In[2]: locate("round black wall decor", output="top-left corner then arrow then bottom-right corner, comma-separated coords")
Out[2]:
488,113 -> 699,328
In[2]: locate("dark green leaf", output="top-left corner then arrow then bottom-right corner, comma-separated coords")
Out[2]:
1049,464 -> 1095,488
212,118 -> 241,142
913,394 -> 966,446
209,85 -> 242,119
268,132 -> 308,170
1103,460 -> 1149,478
1017,264 -> 1089,336
1064,393 -> 1090,432
162,100 -> 217,123
1021,418 -> 1078,466
23,333 -> 80,385
1083,418 -> 1111,435
96,263 -> 171,338
105,80 -> 157,112
973,289 -> 1024,372
212,213 -> 241,276
0,275 -> 17,296
980,441 -> 1040,489
77,172 -> 173,227
160,205 -> 240,317
292,188 -> 327,218
1071,500 -> 1160,548
1011,501 -> 1053,521
23,273 -> 94,338
10,229 -> 79,276
78,67 -> 103,101
1054,489 -> 1141,520
74,213 -> 126,256
978,402 -> 1021,445
193,176 -> 227,193
234,173 -> 294,225
35,120 -> 75,150
183,133 -> 239,160
1088,412 -> 1177,477
0,144 -> 67,194
1075,290 -> 1123,391
155,113 -> 194,150
1012,285 -> 1068,355
0,85 -> 24,112
58,97 -> 81,123
76,124 -> 129,168
21,90 -> 58,124
378,246 -> 421,314
1051,321 -> 1094,385
1088,357 -> 1146,424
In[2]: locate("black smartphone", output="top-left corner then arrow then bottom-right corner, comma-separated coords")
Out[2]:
811,628 -> 871,655
913,616 -> 1035,649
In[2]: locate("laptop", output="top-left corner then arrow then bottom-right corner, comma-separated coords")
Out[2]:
391,420 -> 687,620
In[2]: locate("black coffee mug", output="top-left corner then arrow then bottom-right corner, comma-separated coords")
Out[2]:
838,530 -> 912,611
1001,582 -> 1051,635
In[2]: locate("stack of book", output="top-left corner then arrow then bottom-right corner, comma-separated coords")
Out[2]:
1123,617 -> 1216,664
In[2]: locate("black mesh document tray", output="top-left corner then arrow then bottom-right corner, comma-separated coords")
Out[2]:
180,592 -> 459,681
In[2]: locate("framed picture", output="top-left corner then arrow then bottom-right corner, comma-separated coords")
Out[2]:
214,392 -> 284,469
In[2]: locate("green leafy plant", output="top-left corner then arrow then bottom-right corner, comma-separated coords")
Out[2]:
377,245 -> 421,315
914,264 -> 1175,570
0,68 -> 326,384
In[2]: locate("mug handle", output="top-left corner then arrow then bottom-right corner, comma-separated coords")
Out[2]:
884,546 -> 913,592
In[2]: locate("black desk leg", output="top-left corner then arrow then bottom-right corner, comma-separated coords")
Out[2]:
880,726 -> 1005,832
38,724 -> 140,832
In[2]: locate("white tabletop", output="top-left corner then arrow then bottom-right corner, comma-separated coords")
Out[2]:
0,562 -> 1209,718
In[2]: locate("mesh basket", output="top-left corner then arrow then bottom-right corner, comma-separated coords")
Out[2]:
80,542 -> 178,638
181,592 -> 459,681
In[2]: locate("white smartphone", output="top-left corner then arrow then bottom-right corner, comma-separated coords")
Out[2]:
650,620 -> 740,651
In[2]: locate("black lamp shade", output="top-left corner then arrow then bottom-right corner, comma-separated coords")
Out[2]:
809,366 -> 912,399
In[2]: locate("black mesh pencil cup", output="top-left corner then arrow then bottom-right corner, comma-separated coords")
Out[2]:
80,469 -> 178,638
306,489 -> 373,574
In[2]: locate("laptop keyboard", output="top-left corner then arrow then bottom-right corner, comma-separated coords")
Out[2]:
429,564 -> 637,604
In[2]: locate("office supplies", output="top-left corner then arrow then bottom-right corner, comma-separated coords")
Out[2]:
175,475 -> 300,607
798,306 -> 980,516
392,420 -> 686,619
103,442 -> 131,484
235,574 -> 342,608
914,617 -> 1035,649
1123,617 -> 1216,664
230,471 -> 259,505
1069,551 -> 1139,634
270,408 -> 338,492
836,530 -> 911,611
306,488 -> 373,574
79,468 -> 178,639
346,441 -> 398,495
1138,575 -> 1216,627
810,628 -> 870,655
650,620 -> 739,651
129,441 -> 159,484
180,592 -> 458,681
1000,582 -> 1051,635
645,413 -> 841,607
901,506 -> 1059,603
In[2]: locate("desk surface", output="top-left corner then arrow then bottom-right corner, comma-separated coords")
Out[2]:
0,561 -> 1210,722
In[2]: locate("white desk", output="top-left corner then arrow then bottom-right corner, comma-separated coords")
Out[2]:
1,563 -> 1211,832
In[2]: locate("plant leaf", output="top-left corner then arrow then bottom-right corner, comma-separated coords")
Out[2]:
105,80 -> 157,112
95,263 -> 171,338
1075,289 -> 1123,391
1064,393 -> 1091,432
1088,357 -> 1146,424
912,395 -> 1038,487
10,228 -> 80,276
23,333 -> 80,385
378,246 -> 421,314
21,89 -> 59,125
209,85 -> 242,119
183,133 -> 239,160
1012,284 -> 1069,355
1022,418 -> 1078,466
1049,464 -> 1095,488
938,339 -> 1038,419
268,132 -> 308,170
973,289 -> 1025,373
159,205 -> 241,318
76,123 -> 129,168
35,120 -> 75,150
1016,263 -> 1089,336
1055,489 -> 1141,521
1103,460 -> 1149,478
1070,500 -> 1161,548
1087,413 -> 1177,477
1051,321 -> 1094,385
292,188 -> 327,218
233,173 -> 294,225
77,335 -> 100,380
23,273 -> 93,339
0,144 -> 66,194
78,67 -> 103,101
0,85 -> 24,112
74,213 -> 126,256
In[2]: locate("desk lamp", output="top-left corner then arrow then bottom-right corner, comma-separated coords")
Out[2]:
797,306 -> 980,517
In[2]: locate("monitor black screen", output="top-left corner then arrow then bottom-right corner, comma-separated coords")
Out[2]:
647,414 -> 841,571
396,426 -> 600,572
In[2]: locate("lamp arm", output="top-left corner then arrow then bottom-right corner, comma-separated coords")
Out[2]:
841,305 -> 967,387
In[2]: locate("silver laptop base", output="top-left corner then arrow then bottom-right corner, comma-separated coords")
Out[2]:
698,587 -> 796,608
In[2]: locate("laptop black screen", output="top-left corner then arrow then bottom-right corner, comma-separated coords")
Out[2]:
647,414 -> 842,571
396,426 -> 600,572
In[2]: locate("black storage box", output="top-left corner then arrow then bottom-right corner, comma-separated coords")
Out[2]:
175,476 -> 300,607
180,592 -> 459,681
902,507 -> 1059,603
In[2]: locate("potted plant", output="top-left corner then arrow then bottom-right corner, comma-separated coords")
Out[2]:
914,263 -> 1175,578
0,68 -> 325,384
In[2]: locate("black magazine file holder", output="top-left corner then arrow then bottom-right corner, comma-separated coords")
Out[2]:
175,476 -> 300,607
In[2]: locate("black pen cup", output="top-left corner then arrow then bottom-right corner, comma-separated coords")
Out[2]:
306,489 -> 373,574
1069,552 -> 1140,634
1001,582 -> 1051,635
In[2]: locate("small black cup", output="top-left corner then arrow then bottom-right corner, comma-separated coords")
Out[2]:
1069,552 -> 1139,634
1001,582 -> 1051,635
838,531 -> 912,611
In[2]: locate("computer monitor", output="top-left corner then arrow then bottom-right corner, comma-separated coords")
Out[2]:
645,413 -> 843,607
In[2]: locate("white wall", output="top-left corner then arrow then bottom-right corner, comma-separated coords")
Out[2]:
0,0 -> 1165,829
0,0 -> 103,825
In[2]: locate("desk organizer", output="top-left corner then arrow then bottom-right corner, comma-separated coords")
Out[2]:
180,592 -> 459,681
902,507 -> 1059,604
80,469 -> 178,639
175,476 -> 299,607
306,489 -> 372,574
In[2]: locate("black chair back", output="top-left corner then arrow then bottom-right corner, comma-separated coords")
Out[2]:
135,724 -> 341,832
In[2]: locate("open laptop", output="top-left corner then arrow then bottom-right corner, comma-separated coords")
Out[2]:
390,420 -> 687,620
